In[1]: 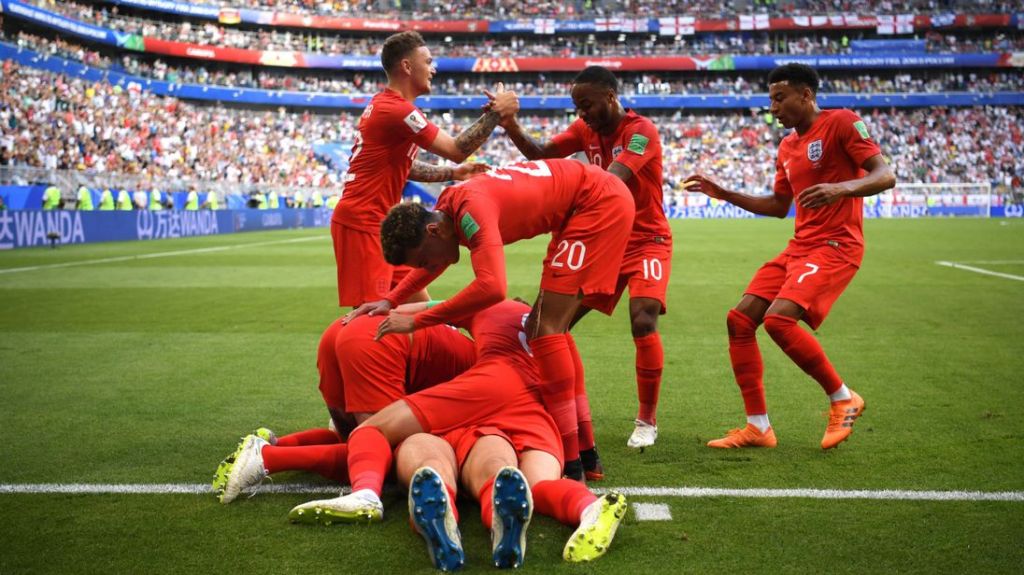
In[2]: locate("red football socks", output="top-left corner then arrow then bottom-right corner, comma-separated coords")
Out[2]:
565,333 -> 595,451
530,334 -> 580,462
347,426 -> 392,495
634,332 -> 663,424
262,443 -> 349,483
764,314 -> 843,395
727,308 -> 767,415
447,483 -> 460,523
531,478 -> 597,526
275,428 -> 341,447
478,477 -> 495,529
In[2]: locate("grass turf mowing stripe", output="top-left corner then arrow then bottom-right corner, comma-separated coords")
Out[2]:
2,484 -> 1022,502
0,235 -> 322,275
935,261 -> 1024,282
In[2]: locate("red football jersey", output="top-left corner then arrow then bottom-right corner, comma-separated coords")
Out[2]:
549,110 -> 670,240
337,314 -> 476,403
453,300 -> 536,382
387,159 -> 615,327
332,89 -> 440,233
774,109 -> 882,260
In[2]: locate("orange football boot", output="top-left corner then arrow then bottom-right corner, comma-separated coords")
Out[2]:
821,391 -> 866,449
707,423 -> 778,448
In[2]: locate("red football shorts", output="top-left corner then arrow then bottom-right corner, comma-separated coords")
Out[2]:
332,222 -> 414,307
540,177 -> 634,313
403,359 -> 562,466
585,236 -> 672,315
745,245 -> 860,330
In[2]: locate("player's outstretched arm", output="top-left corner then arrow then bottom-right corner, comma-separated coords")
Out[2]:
684,173 -> 792,218
798,154 -> 896,209
408,161 -> 488,183
427,83 -> 518,163
501,115 -> 564,160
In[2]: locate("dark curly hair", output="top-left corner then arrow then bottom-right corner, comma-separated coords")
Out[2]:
572,65 -> 619,94
381,31 -> 426,75
767,63 -> 820,94
381,202 -> 431,265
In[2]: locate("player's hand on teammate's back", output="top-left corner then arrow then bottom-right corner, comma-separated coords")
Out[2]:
343,299 -> 393,324
683,174 -> 729,200
798,182 -> 848,209
484,82 -> 519,120
453,162 -> 490,180
375,311 -> 416,340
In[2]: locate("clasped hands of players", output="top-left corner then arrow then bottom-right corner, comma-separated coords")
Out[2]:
684,173 -> 848,208
446,83 -> 520,180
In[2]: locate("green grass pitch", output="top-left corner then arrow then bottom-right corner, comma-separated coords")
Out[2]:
1,218 -> 1022,574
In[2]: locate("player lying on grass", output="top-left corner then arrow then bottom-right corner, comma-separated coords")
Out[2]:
290,300 -> 627,568
212,313 -> 475,503
684,63 -> 895,449
499,65 -> 673,455
344,159 -> 635,480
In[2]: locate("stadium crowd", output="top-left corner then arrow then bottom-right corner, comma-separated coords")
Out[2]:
11,31 -> 1024,98
1,61 -> 1020,200
96,0 -> 1024,20
26,0 -> 1024,58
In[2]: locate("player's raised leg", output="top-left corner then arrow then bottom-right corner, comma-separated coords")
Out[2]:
762,297 -> 865,449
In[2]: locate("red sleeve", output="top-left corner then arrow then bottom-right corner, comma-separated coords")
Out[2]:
836,110 -> 882,167
547,120 -> 586,158
393,101 -> 440,149
412,201 -> 506,329
386,266 -> 447,307
773,148 -> 794,198
612,120 -> 658,176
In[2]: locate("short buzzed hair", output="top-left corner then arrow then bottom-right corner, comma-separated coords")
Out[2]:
381,31 -> 426,75
767,63 -> 820,94
380,202 -> 431,265
572,65 -> 619,93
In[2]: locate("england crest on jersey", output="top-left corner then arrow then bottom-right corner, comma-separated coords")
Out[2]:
807,139 -> 823,162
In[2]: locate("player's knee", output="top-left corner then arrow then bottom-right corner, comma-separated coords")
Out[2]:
762,313 -> 797,342
726,308 -> 759,338
630,313 -> 658,338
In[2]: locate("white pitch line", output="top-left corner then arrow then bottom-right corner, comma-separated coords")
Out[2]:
935,261 -> 1024,282
0,235 -> 323,275
633,503 -> 673,521
1,484 -> 1021,502
609,486 -> 1024,502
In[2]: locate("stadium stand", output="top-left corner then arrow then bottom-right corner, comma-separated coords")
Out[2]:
0,0 -> 1021,211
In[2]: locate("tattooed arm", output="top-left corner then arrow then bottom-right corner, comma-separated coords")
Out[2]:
408,160 -> 454,182
409,160 -> 489,183
426,84 -> 519,163
426,111 -> 502,163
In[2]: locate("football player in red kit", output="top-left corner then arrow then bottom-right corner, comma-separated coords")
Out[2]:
332,30 -> 518,308
349,159 -> 633,479
212,314 -> 475,503
684,63 -> 895,449
500,65 -> 672,465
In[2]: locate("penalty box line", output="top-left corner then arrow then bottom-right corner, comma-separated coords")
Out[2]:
0,483 -> 1022,502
